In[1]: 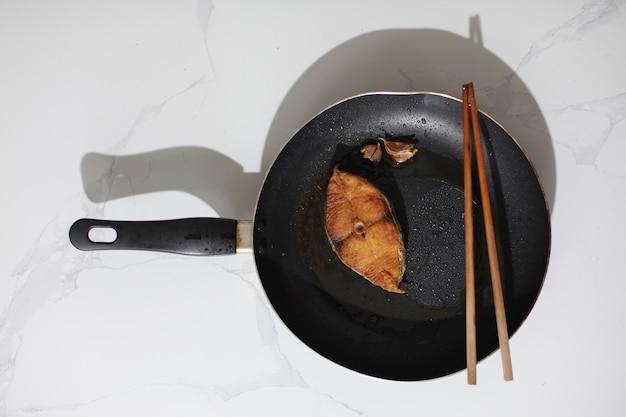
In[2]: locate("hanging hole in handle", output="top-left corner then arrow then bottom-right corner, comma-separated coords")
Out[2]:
87,227 -> 118,244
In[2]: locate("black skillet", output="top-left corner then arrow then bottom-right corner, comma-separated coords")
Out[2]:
70,92 -> 551,381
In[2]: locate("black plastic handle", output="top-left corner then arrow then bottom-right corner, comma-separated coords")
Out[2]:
69,218 -> 238,256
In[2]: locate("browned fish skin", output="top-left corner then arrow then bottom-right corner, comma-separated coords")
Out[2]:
325,165 -> 406,293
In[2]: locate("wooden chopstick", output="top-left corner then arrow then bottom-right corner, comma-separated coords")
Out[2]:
463,83 -> 513,382
462,85 -> 477,385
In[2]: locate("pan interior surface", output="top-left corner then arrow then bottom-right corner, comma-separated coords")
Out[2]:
253,93 -> 550,381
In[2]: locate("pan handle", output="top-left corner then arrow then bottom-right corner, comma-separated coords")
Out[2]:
69,218 -> 238,256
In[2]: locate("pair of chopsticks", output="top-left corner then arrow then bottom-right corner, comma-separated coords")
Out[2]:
462,83 -> 513,384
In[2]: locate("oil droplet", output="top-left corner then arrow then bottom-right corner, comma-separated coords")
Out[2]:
258,241 -> 267,255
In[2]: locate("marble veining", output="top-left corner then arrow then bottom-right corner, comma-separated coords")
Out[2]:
109,74 -> 211,156
516,0 -> 622,72
549,91 -> 626,172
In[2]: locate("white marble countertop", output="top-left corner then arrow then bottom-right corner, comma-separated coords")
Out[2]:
2,0 -> 625,415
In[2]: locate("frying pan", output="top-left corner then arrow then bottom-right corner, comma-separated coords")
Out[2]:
70,92 -> 551,381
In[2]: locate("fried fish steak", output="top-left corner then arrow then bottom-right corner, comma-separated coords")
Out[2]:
324,165 -> 406,293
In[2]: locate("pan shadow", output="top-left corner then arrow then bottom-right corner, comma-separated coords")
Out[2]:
80,20 -> 555,221
263,24 -> 556,213
81,147 -> 262,220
